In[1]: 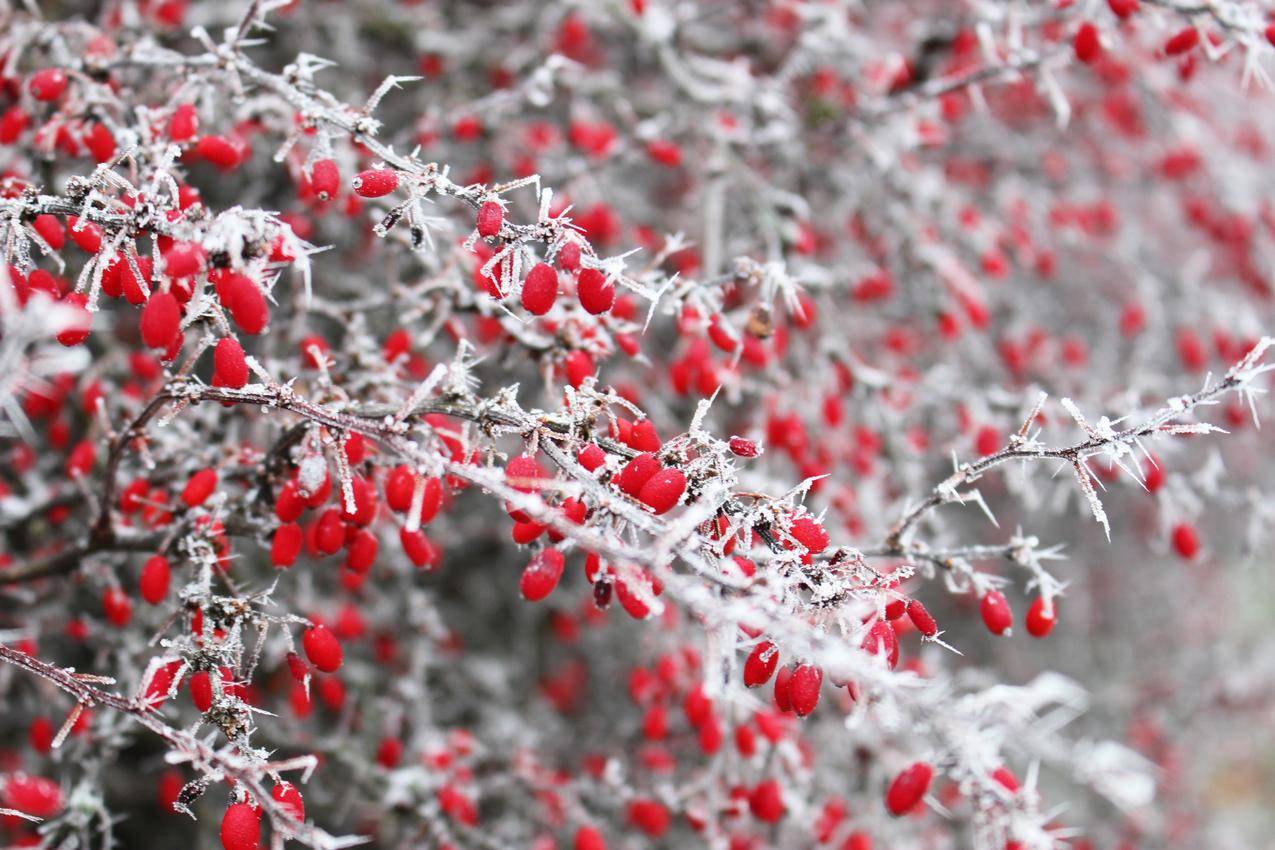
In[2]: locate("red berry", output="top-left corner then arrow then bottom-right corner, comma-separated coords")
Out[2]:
749,779 -> 785,823
573,825 -> 606,850
885,762 -> 933,816
577,444 -> 606,472
139,555 -> 171,604
1172,521 -> 1199,559
0,106 -> 30,143
1108,0 -> 1138,18
67,217 -> 103,253
629,419 -> 661,451
638,467 -> 686,514
299,334 -> 329,368
645,139 -> 682,168
164,242 -> 205,278
743,640 -> 779,687
1139,453 -> 1164,493
400,527 -> 438,569
271,782 -> 305,822
980,590 -> 1013,636
773,665 -> 793,712
29,69 -> 68,101
344,528 -> 379,573
521,262 -> 559,315
314,508 -> 346,555
196,135 -> 242,169
103,587 -> 132,626
67,440 -> 96,477
558,241 -> 582,271
906,599 -> 938,637
564,350 -> 595,388
140,291 -> 182,350
789,663 -> 822,717
213,338 -> 250,389
683,684 -> 713,727
85,122 -> 116,163
615,452 -> 661,497
339,476 -> 379,526
33,214 -> 65,250
861,619 -> 899,669
728,437 -> 759,457
789,514 -> 830,554
385,466 -> 417,512
271,523 -> 303,568
506,454 -> 546,490
520,549 -> 566,601
116,256 -> 155,305
1074,22 -> 1101,63
56,293 -> 92,346
476,200 -> 504,237
310,159 -> 339,200
4,774 -> 63,818
215,272 -> 269,334
1025,596 -> 1057,638
189,670 -> 213,712
576,268 -> 614,314
376,736 -> 403,768
220,801 -> 261,850
974,424 -> 1000,456
169,104 -> 198,141
302,624 -> 343,672
992,765 -> 1020,793
29,717 -> 54,752
353,168 -> 398,197
181,468 -> 218,508
1164,27 -> 1199,55
626,798 -> 669,838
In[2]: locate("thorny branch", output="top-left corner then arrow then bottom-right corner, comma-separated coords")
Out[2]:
0,643 -> 365,850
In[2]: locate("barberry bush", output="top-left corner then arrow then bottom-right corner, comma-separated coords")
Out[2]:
2,1 -> 1275,848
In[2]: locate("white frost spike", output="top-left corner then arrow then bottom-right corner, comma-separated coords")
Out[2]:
1072,462 -> 1110,540
365,75 -> 422,113
1059,397 -> 1098,439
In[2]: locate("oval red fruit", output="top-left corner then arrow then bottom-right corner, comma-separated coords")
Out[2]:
521,262 -> 559,315
272,782 -> 305,822
353,168 -> 398,197
638,468 -> 686,514
271,523 -> 303,568
1025,596 -> 1057,638
29,69 -> 68,101
139,555 -> 171,604
615,453 -> 661,497
749,779 -> 785,823
476,200 -> 504,238
885,762 -> 933,816
310,159 -> 339,200
788,663 -> 822,717
189,670 -> 213,712
181,468 -> 218,508
980,590 -> 1013,636
906,599 -> 938,637
576,268 -> 615,314
220,801 -> 261,850
743,640 -> 779,687
302,624 -> 343,672
520,549 -> 566,601
213,338 -> 250,389
140,291 -> 181,350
